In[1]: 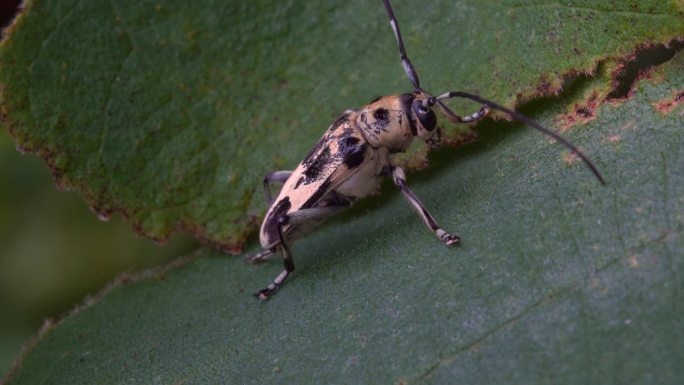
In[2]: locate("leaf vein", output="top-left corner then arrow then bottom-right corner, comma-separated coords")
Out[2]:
412,286 -> 575,384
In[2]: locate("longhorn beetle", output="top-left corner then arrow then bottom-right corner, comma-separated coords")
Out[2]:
247,0 -> 605,300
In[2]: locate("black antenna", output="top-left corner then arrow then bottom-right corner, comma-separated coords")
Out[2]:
382,0 -> 604,185
382,0 -> 421,90
434,91 -> 605,184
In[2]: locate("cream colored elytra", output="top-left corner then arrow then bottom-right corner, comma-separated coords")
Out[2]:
260,93 -> 440,250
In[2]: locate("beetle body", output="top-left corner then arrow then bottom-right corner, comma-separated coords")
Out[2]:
260,94 -> 436,250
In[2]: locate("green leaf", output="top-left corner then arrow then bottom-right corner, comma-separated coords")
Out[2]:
1,0 -> 682,249
6,48 -> 684,385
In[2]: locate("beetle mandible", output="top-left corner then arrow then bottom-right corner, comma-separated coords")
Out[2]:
247,0 -> 605,300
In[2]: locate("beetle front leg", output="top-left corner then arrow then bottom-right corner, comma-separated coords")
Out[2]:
391,166 -> 460,246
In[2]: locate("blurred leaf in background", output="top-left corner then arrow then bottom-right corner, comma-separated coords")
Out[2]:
0,1 -> 197,374
0,131 -> 197,374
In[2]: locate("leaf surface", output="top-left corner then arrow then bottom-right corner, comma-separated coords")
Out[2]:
6,48 -> 684,385
1,0 -> 682,248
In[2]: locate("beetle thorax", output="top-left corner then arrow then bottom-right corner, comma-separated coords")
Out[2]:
354,95 -> 414,152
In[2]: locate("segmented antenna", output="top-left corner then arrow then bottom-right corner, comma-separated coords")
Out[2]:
433,92 -> 605,184
382,0 -> 421,90
382,0 -> 604,184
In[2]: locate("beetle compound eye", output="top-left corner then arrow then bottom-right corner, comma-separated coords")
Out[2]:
373,108 -> 389,121
419,110 -> 437,132
412,100 -> 436,131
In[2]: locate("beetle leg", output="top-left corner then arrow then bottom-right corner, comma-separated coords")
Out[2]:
246,170 -> 294,264
244,249 -> 274,264
263,170 -> 293,204
247,204 -> 347,265
256,216 -> 295,300
391,166 -> 460,246
254,204 -> 348,300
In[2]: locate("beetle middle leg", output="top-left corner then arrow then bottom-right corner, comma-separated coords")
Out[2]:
391,166 -> 460,245
263,170 -> 293,204
255,205 -> 349,300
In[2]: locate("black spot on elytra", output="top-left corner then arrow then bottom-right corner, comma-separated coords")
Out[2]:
338,133 -> 366,169
343,145 -> 366,168
328,111 -> 351,132
302,137 -> 325,166
270,197 -> 291,220
264,196 -> 292,245
294,176 -> 305,189
303,146 -> 331,184
308,112 -> 351,163
341,136 -> 359,147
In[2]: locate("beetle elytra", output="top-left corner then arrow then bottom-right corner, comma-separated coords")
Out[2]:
247,0 -> 604,300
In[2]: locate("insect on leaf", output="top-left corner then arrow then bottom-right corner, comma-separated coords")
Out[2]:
1,0 -> 682,249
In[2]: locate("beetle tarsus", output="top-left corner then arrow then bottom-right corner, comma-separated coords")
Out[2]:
255,267 -> 290,300
436,228 -> 460,245
255,285 -> 278,300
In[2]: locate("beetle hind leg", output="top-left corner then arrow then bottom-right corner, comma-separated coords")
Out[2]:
256,267 -> 291,300
254,205 -> 349,299
255,216 -> 295,300
435,229 -> 461,246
